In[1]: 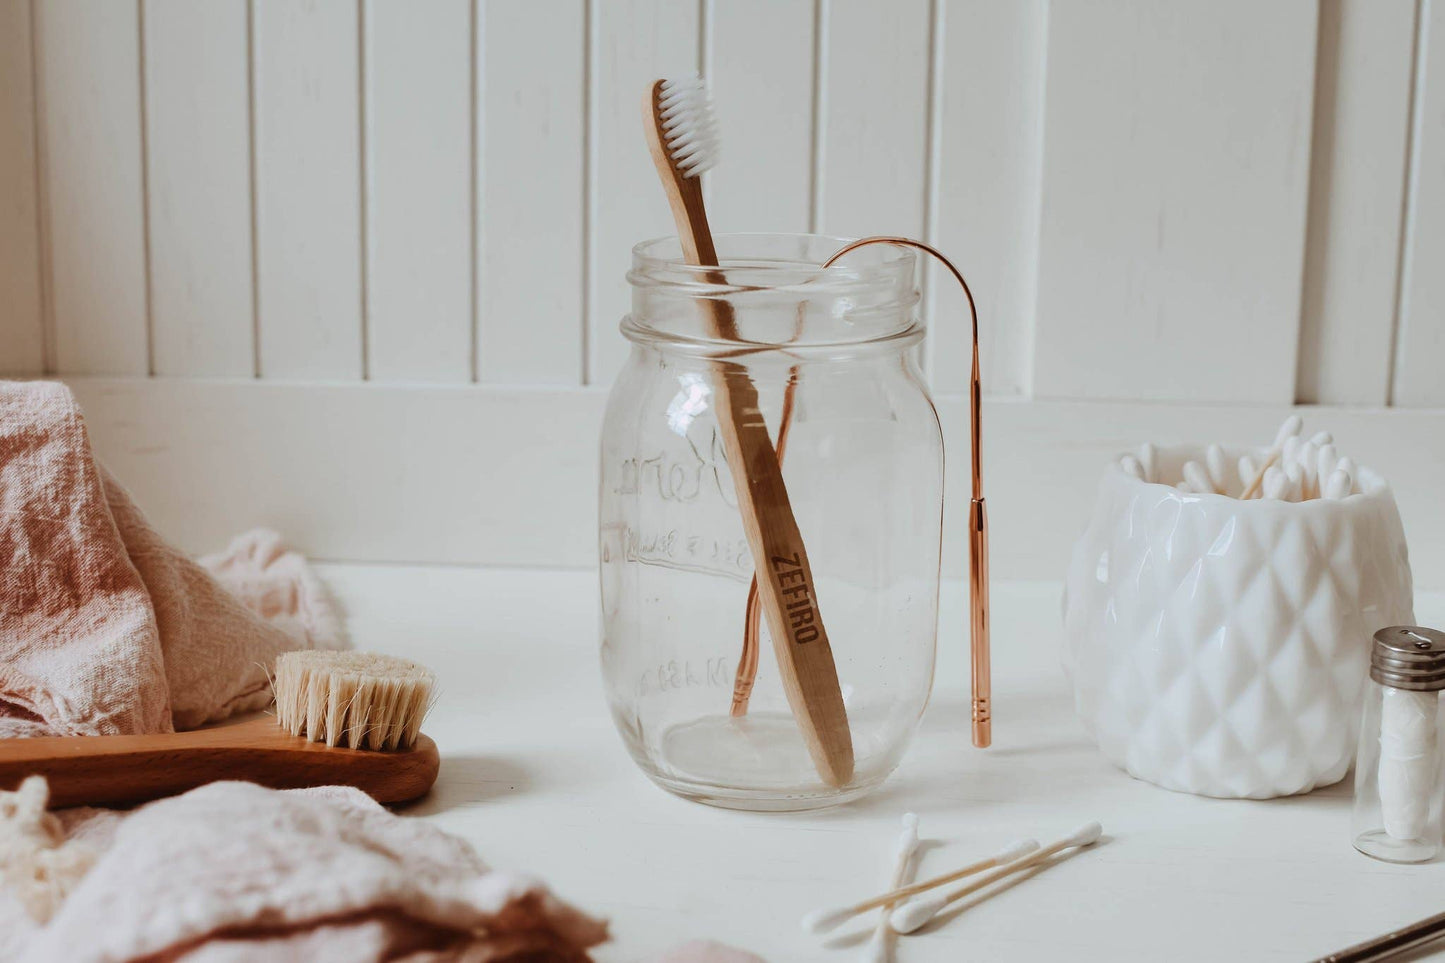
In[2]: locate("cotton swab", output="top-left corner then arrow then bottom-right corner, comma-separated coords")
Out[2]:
1296,439 -> 1320,499
1136,443 -> 1158,484
1205,444 -> 1228,493
1262,466 -> 1289,501
802,838 -> 1039,936
1324,467 -> 1352,500
1315,444 -> 1337,495
1338,456 -> 1358,495
1181,460 -> 1215,495
1238,455 -> 1258,492
889,822 -> 1103,935
861,814 -> 919,963
1241,415 -> 1303,499
1119,454 -> 1146,480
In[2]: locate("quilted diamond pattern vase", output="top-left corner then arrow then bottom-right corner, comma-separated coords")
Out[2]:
1063,447 -> 1414,799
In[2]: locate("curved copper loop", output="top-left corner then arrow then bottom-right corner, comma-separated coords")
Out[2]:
729,235 -> 993,749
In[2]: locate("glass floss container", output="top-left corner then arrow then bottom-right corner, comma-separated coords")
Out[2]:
598,234 -> 944,811
1353,625 -> 1445,863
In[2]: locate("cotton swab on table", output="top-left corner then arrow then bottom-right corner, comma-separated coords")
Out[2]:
860,814 -> 919,963
801,837 -> 1039,936
889,822 -> 1103,935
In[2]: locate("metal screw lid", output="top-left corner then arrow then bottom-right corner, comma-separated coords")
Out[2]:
1371,626 -> 1445,691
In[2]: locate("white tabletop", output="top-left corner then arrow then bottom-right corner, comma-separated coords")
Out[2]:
325,563 -> 1445,962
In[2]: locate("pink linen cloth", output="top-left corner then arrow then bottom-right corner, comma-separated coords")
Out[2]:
0,381 -> 342,738
1,777 -> 608,962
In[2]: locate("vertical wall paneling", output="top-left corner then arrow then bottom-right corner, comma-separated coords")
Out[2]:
0,0 -> 43,374
252,0 -> 363,379
364,0 -> 471,383
587,0 -> 701,383
478,0 -> 586,385
707,0 -> 814,234
1032,1 -> 1318,404
815,0 -> 931,240
1395,0 -> 1445,406
930,0 -> 1045,397
35,0 -> 150,375
1296,0 -> 1417,405
144,0 -> 255,377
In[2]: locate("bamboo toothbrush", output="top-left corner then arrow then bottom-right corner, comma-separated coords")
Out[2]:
644,75 -> 854,786
0,651 -> 439,808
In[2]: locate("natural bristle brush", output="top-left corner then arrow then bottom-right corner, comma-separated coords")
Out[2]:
0,651 -> 439,808
644,75 -> 854,786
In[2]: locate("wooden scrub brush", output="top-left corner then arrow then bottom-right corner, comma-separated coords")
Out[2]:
0,651 -> 440,808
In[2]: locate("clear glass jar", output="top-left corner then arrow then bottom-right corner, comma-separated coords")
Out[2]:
1352,626 -> 1445,863
598,233 -> 943,811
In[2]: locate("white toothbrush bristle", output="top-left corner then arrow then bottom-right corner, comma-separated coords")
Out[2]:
657,75 -> 719,177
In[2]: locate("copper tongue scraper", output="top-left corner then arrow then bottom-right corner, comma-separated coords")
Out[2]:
729,236 -> 992,748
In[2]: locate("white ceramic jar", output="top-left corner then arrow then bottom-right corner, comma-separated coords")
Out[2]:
1063,446 -> 1415,799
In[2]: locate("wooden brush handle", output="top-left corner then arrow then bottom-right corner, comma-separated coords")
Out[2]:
0,716 -> 440,808
644,82 -> 853,786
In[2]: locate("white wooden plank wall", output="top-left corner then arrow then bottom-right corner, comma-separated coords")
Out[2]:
0,0 -> 42,375
364,0 -> 473,382
34,0 -> 150,375
477,0 -> 586,385
252,0 -> 364,379
1297,0 -> 1417,405
0,0 -> 1439,405
143,0 -> 255,378
1395,0 -> 1445,407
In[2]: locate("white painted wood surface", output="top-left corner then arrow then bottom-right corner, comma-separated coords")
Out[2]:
477,0 -> 586,386
815,0 -> 931,241
0,1 -> 1440,404
363,0 -> 472,383
70,378 -> 1445,591
333,562 -> 1445,961
1297,0 -> 1418,406
931,0 -> 1044,398
0,0 -> 43,375
1395,0 -> 1445,407
587,0 -> 700,385
143,0 -> 255,378
1034,0 -> 1318,404
34,0 -> 149,375
252,0 -> 363,379
706,0 -> 815,235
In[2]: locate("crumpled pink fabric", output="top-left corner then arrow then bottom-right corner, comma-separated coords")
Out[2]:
0,381 -> 343,737
2,779 -> 608,962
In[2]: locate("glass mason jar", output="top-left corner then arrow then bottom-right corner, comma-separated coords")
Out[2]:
598,233 -> 943,811
1352,626 -> 1445,863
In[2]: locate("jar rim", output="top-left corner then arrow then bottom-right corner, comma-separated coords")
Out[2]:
625,232 -> 921,353
630,232 -> 915,286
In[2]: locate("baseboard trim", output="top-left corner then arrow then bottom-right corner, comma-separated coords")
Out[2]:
63,377 -> 1445,588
